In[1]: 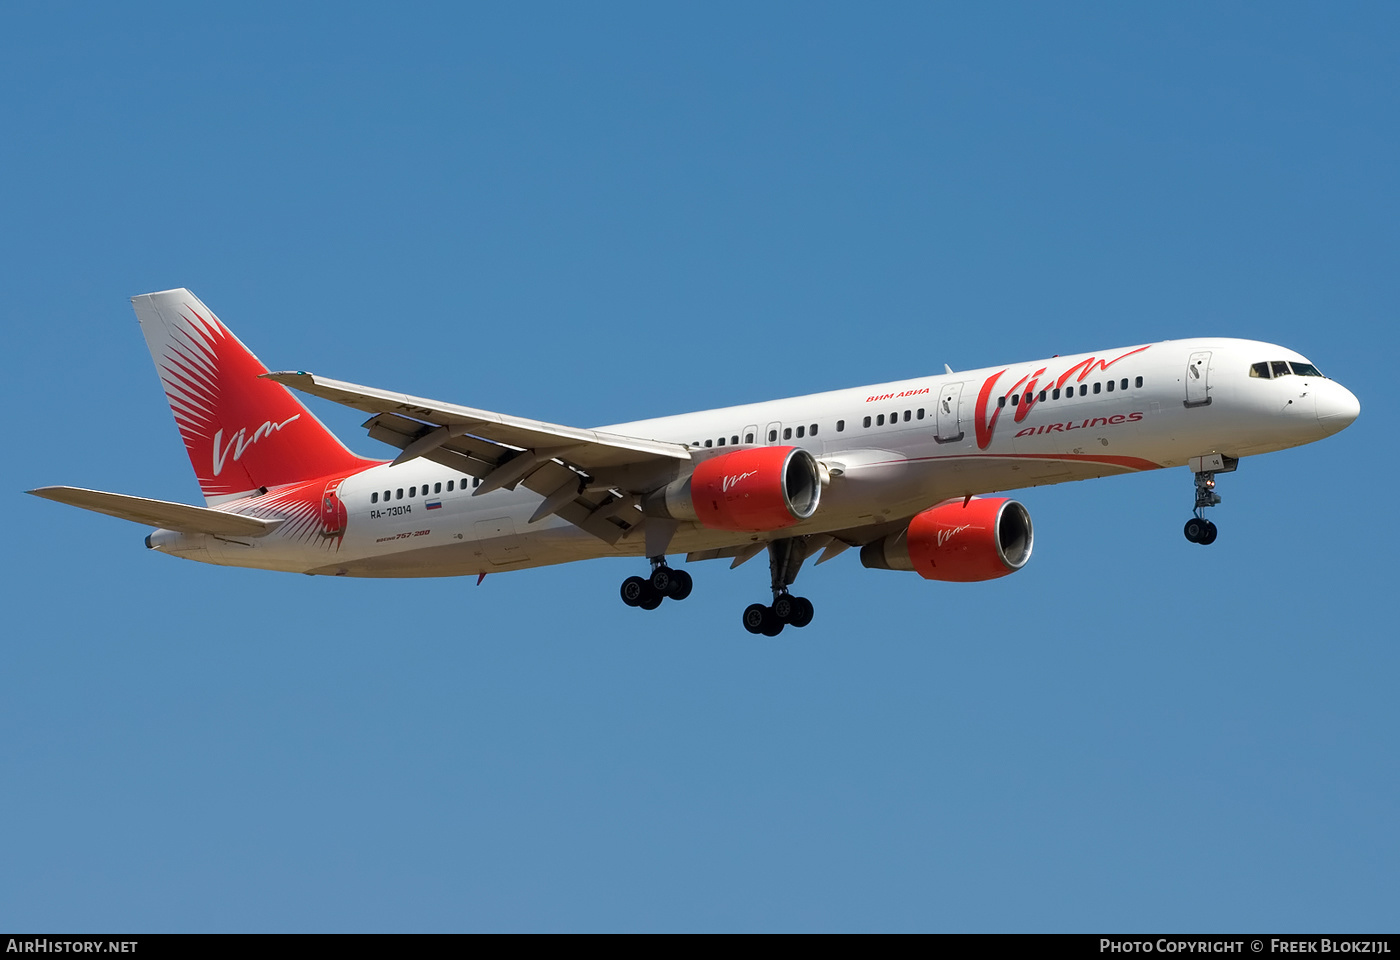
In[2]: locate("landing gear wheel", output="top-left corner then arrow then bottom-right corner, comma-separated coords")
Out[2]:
1201,521 -> 1218,545
666,568 -> 693,601
1184,518 -> 1207,543
649,566 -> 673,594
760,609 -> 785,637
637,585 -> 663,610
788,596 -> 814,628
620,576 -> 648,607
772,594 -> 795,622
743,603 -> 769,635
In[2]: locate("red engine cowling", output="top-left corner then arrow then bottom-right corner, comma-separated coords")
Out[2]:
860,497 -> 1033,581
644,446 -> 822,532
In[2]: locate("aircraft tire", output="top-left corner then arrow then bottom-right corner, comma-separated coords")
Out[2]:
621,576 -> 648,607
1202,521 -> 1218,545
789,596 -> 814,628
666,569 -> 693,601
742,603 -> 768,635
638,585 -> 663,610
772,594 -> 795,622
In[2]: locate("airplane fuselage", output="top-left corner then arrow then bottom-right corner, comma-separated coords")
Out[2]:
147,336 -> 1358,578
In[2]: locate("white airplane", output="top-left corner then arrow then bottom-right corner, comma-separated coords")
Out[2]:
30,289 -> 1360,634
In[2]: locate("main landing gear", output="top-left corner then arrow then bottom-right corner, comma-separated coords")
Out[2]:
742,538 -> 815,636
1183,455 -> 1237,545
620,556 -> 693,610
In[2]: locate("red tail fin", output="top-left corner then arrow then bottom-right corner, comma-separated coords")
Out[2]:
132,289 -> 378,504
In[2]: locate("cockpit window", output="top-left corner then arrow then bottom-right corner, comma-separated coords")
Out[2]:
1251,359 -> 1326,380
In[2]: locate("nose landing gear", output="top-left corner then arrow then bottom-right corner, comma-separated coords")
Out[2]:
1183,515 -> 1217,545
620,556 -> 693,610
1183,455 -> 1237,545
741,538 -> 815,636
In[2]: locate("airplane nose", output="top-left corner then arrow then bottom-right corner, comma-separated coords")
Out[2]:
1317,382 -> 1360,436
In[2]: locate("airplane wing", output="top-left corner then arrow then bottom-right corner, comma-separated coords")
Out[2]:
685,519 -> 909,568
27,486 -> 282,537
264,371 -> 694,544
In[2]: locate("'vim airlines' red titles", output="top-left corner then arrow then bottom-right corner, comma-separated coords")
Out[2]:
974,346 -> 1151,449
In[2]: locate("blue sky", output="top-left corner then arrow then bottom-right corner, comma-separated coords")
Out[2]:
2,3 -> 1396,932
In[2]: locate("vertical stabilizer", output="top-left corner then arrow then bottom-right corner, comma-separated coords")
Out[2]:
132,289 -> 377,504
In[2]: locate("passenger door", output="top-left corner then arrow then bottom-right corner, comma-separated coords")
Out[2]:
1185,352 -> 1212,407
935,382 -> 966,443
319,479 -> 347,536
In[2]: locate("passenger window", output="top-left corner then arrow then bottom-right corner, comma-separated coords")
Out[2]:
717,437 -> 725,446
768,430 -> 777,442
1053,388 -> 1061,400
877,414 -> 885,426
1079,385 -> 1088,396
447,480 -> 454,492
704,439 -> 713,447
1272,361 -> 1291,377
1135,376 -> 1143,388
783,428 -> 792,440
1011,394 -> 1019,406
1038,390 -> 1046,402
998,397 -> 1006,408
745,433 -> 755,443
916,409 -> 924,420
795,425 -> 804,438
434,482 -> 442,494
410,486 -> 418,497
836,420 -> 845,432
810,424 -> 818,436
731,436 -> 739,445
1093,382 -> 1101,394
903,410 -> 911,422
383,490 -> 390,501
396,488 -> 403,500
862,417 -> 871,428
474,478 -> 481,488
1120,378 -> 1128,391
371,492 -> 378,503
1106,380 -> 1114,392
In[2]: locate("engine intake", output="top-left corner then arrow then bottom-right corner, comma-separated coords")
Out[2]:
860,497 -> 1033,581
645,446 -> 821,532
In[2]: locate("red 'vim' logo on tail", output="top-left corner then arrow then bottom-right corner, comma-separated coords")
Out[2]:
211,416 -> 301,476
154,304 -> 376,498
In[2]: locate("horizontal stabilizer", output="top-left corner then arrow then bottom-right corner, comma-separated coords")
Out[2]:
27,486 -> 281,537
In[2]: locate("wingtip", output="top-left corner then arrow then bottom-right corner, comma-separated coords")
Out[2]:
261,370 -> 310,384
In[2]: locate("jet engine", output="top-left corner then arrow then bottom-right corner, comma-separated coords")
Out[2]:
644,446 -> 821,532
860,497 -> 1033,581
